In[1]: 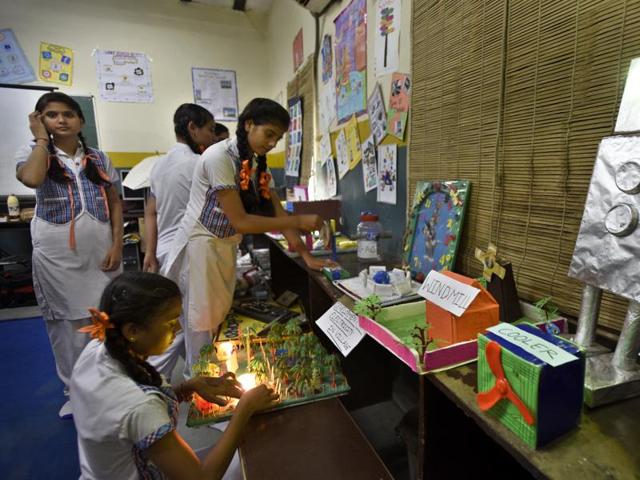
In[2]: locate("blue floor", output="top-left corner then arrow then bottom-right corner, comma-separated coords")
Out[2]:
0,317 -> 79,480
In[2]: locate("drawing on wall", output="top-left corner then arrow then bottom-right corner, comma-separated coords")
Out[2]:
367,83 -> 387,145
377,144 -> 397,205
0,29 -> 35,84
321,34 -> 333,84
293,28 -> 304,72
192,68 -> 239,121
375,0 -> 401,76
345,115 -> 362,170
361,134 -> 378,193
320,134 -> 332,166
335,129 -> 350,179
326,156 -> 338,197
334,0 -> 367,124
95,50 -> 153,103
319,83 -> 337,134
39,42 -> 73,86
285,97 -> 303,178
386,72 -> 411,140
402,181 -> 470,280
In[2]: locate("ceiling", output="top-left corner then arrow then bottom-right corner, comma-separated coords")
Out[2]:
182,0 -> 275,12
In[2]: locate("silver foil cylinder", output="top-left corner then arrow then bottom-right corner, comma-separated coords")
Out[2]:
575,284 -> 603,347
612,300 -> 640,371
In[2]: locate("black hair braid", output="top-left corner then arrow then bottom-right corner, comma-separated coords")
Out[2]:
78,132 -> 111,187
235,125 -> 259,214
104,328 -> 163,388
45,134 -> 70,184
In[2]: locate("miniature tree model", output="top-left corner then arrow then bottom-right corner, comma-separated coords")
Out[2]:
354,294 -> 383,319
411,323 -> 434,368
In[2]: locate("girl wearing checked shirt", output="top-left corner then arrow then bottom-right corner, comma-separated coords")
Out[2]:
15,92 -> 123,419
71,272 -> 277,480
162,98 -> 336,375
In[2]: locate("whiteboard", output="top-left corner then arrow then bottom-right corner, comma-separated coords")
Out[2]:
0,85 -> 98,196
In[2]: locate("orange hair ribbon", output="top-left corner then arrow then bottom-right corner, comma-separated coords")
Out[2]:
239,160 -> 254,191
78,307 -> 114,342
258,171 -> 272,200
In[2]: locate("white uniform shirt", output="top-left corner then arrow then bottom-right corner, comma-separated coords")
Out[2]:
14,143 -> 120,321
70,340 -> 176,480
149,143 -> 199,261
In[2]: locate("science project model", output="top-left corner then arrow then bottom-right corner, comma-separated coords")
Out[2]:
187,318 -> 349,427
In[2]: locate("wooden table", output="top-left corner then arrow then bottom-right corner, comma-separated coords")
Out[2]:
239,398 -> 393,480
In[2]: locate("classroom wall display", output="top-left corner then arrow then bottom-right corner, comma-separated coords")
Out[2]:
293,28 -> 304,73
367,83 -> 387,145
335,129 -> 350,179
321,34 -> 333,84
387,72 -> 411,140
375,0 -> 401,77
377,144 -> 397,204
361,134 -> 378,192
95,50 -> 153,103
615,57 -> 640,133
319,134 -> 332,166
402,180 -> 470,279
334,0 -> 367,124
285,97 -> 303,178
38,42 -> 73,86
0,29 -> 35,84
192,68 -> 239,121
319,82 -> 337,134
345,115 -> 362,169
325,156 -> 338,197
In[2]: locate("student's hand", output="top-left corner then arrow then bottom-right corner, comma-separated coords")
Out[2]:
191,374 -> 244,406
101,245 -> 122,272
302,252 -> 338,272
236,384 -> 279,415
143,253 -> 159,273
28,111 -> 48,140
295,214 -> 324,232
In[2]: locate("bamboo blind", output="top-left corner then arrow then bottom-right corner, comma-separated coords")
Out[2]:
287,55 -> 316,186
410,0 -> 640,332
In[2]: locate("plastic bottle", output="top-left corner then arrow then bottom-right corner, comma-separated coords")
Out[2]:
7,194 -> 20,220
357,211 -> 383,261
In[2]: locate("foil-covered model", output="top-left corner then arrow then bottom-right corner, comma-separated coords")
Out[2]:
568,135 -> 640,407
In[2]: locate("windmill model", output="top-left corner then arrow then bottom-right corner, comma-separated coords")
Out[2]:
568,135 -> 640,407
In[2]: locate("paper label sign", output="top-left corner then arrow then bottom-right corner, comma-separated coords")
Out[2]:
315,302 -> 366,357
417,270 -> 480,317
486,323 -> 579,368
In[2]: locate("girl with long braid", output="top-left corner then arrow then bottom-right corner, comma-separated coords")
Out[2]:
144,103 -> 216,379
162,98 -> 335,375
15,92 -> 123,419
71,271 -> 277,480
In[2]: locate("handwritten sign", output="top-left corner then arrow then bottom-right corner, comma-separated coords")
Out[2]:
417,270 -> 480,317
486,323 -> 578,368
315,302 -> 366,357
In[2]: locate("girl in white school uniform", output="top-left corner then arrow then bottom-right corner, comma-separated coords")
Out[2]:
144,104 -> 216,378
163,98 -> 334,375
71,271 -> 277,480
15,92 -> 123,418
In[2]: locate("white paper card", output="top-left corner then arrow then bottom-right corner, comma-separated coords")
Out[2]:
418,270 -> 480,317
486,323 -> 579,368
315,302 -> 366,357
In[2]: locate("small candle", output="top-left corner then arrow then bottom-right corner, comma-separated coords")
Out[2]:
237,373 -> 257,391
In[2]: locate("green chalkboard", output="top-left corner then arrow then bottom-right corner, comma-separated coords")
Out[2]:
72,95 -> 99,149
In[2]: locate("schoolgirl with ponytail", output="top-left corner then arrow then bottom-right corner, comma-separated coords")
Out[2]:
161,98 -> 336,376
70,272 -> 277,480
15,92 -> 123,419
144,103 -> 215,379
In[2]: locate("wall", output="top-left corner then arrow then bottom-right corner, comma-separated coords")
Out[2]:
3,0 -> 270,155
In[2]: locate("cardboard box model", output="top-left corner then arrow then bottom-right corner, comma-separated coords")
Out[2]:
477,323 -> 585,448
424,271 -> 500,347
